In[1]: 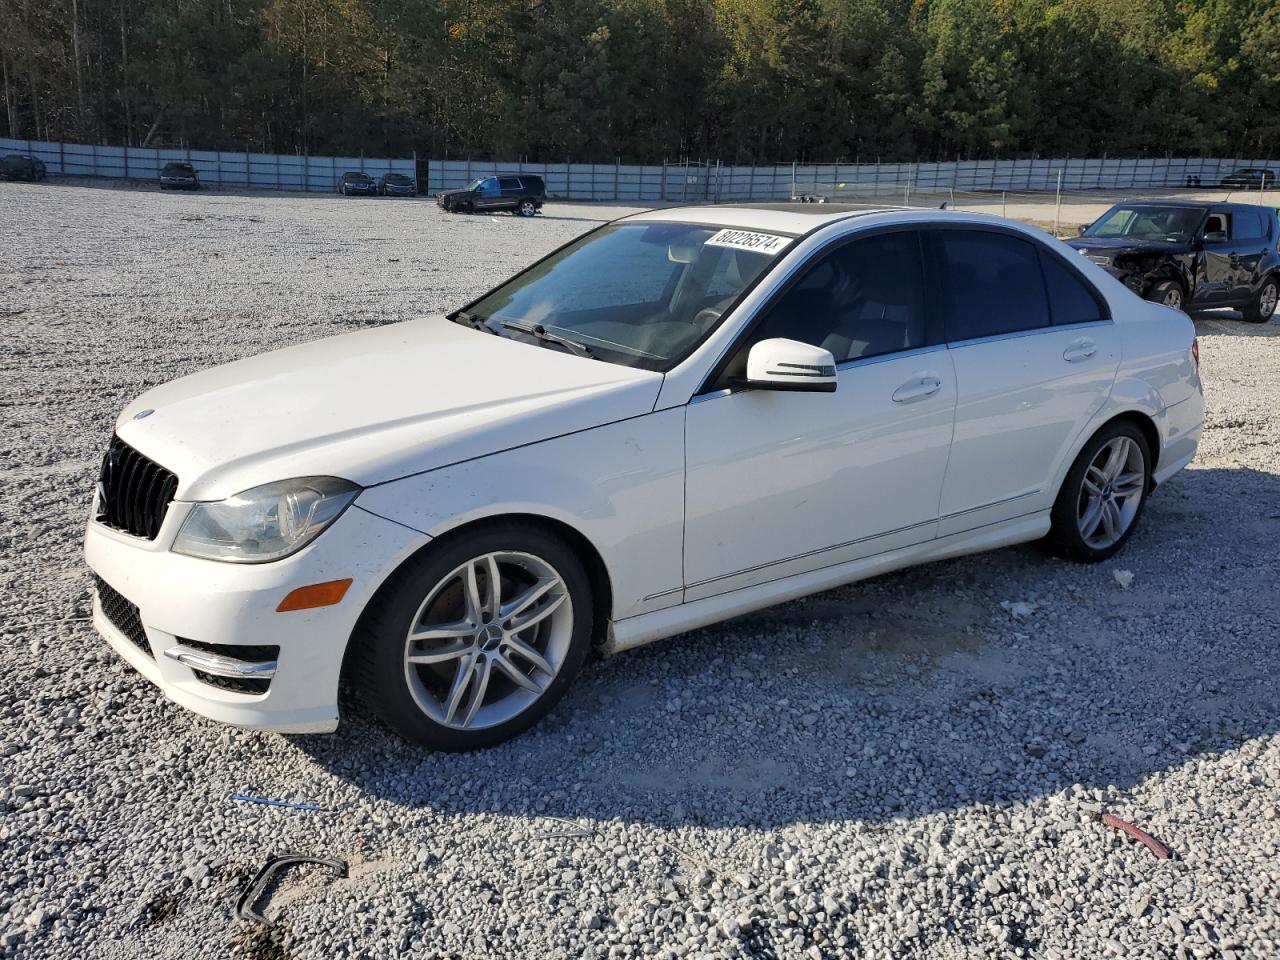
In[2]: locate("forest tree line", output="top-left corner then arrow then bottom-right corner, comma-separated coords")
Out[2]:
2,0 -> 1279,164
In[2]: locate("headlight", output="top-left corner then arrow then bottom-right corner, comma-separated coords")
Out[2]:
172,477 -> 360,563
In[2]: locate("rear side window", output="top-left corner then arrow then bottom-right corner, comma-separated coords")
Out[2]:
937,230 -> 1051,341
1231,210 -> 1269,241
1040,252 -> 1108,325
498,176 -> 522,189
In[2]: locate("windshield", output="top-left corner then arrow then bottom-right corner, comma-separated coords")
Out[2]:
1083,206 -> 1205,242
466,178 -> 487,190
460,222 -> 788,371
385,174 -> 411,184
345,173 -> 372,182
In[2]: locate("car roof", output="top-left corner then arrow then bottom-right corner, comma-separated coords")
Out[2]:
621,203 -> 898,236
1108,200 -> 1209,209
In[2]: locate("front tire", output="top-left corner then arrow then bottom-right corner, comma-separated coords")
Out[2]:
350,524 -> 594,750
1146,280 -> 1185,312
1243,276 -> 1278,324
1043,421 -> 1152,563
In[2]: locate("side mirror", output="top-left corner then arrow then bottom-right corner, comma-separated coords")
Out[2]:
741,338 -> 837,393
1076,224 -> 1089,236
1203,230 -> 1228,244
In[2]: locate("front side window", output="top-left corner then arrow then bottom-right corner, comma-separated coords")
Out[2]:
739,231 -> 927,366
460,222 -> 785,370
939,230 -> 1051,341
477,178 -> 499,196
1084,206 -> 1205,243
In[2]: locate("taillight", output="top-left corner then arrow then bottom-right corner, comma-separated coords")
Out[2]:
1191,337 -> 1200,369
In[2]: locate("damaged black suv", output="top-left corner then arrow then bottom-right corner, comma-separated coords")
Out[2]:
1068,201 -> 1280,322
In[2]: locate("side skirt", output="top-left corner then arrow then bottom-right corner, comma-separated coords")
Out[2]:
601,511 -> 1051,656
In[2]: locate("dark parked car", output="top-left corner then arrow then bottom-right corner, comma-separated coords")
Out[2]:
1221,168 -> 1276,189
1068,200 -> 1280,322
1,154 -> 47,182
338,171 -> 378,196
159,161 -> 200,190
437,174 -> 545,216
378,172 -> 416,197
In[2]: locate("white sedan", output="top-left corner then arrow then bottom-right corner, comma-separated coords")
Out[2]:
85,205 -> 1204,749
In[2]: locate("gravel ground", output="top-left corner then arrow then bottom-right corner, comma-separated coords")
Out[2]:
1,181 -> 1278,960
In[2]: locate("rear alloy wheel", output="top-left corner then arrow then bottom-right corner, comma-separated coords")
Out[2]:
1244,277 -> 1278,324
518,199 -> 538,217
1044,421 -> 1151,563
1146,280 -> 1185,312
351,525 -> 593,750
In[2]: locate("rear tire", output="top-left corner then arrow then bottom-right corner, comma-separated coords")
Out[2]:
1145,280 -> 1185,313
1043,420 -> 1152,563
518,199 -> 538,217
349,523 -> 594,751
1243,276 -> 1278,324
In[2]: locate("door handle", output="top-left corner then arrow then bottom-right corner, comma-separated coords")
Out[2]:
1063,339 -> 1097,362
891,377 -> 942,403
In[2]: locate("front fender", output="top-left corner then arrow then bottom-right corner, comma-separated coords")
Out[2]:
354,409 -> 686,620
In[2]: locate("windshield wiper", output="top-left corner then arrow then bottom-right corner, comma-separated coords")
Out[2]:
499,320 -> 595,359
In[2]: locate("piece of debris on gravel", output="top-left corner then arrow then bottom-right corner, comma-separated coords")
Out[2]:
2,182 -> 1279,959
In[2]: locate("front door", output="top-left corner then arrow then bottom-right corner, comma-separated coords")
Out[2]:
683,230 -> 956,601
1198,210 -> 1236,303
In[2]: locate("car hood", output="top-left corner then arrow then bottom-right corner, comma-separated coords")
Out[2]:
1066,237 -> 1190,258
438,188 -> 473,199
115,317 -> 663,501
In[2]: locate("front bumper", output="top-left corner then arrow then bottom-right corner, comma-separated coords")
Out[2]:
84,502 -> 425,733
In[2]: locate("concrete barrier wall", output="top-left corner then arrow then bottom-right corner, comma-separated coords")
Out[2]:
3,138 -> 1274,200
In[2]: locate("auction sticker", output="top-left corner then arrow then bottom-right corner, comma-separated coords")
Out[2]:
705,229 -> 791,255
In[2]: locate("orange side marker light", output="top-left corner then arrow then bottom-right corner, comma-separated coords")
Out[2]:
277,578 -> 353,613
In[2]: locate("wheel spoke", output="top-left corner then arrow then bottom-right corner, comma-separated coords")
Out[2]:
1100,499 -> 1120,539
503,634 -> 555,678
410,620 -> 474,643
493,653 -> 542,693
460,656 -> 493,727
1083,466 -> 1107,497
462,563 -> 483,622
1113,471 -> 1145,497
506,592 -> 567,635
1080,496 -> 1105,538
483,554 -> 502,616
1102,439 -> 1129,480
500,576 -> 561,622
407,638 -> 471,665
443,650 -> 481,725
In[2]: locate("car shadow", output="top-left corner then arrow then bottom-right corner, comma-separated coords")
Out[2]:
1193,309 -> 1279,335
293,464 -> 1279,830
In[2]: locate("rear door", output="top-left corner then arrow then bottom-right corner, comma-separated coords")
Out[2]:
498,176 -> 523,208
932,228 -> 1121,536
1228,206 -> 1273,301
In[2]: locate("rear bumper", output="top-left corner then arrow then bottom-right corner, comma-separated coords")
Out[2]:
1154,393 -> 1204,486
84,503 -> 425,733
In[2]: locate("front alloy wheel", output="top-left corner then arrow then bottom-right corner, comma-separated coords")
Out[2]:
403,552 -> 573,730
1044,421 -> 1151,562
351,524 -> 593,749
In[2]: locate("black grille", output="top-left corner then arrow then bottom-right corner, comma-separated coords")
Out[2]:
97,435 -> 179,540
180,638 -> 278,695
94,575 -> 152,657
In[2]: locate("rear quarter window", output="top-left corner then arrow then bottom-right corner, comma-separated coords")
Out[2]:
1040,251 -> 1109,325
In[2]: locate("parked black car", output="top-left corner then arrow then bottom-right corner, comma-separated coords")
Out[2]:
1068,200 -> 1280,322
1,154 -> 47,182
1221,168 -> 1276,189
338,171 -> 378,196
437,174 -> 545,216
378,172 -> 416,197
159,161 -> 200,190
